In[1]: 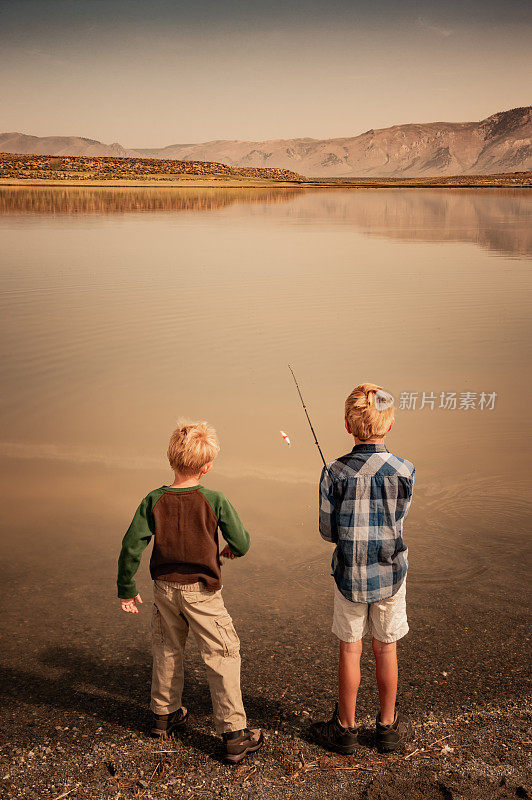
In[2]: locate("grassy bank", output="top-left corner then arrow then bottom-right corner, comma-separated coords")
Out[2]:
0,177 -> 304,189
310,172 -> 532,188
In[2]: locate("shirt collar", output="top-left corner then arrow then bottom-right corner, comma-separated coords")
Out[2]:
351,443 -> 388,453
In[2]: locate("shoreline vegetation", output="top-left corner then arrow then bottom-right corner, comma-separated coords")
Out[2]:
0,152 -> 531,188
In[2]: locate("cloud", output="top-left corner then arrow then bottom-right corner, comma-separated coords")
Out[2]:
416,16 -> 453,38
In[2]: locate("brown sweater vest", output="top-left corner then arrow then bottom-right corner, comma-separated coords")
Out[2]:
149,489 -> 222,589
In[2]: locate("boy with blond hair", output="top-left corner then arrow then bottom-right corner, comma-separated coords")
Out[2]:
311,384 -> 415,754
116,420 -> 263,764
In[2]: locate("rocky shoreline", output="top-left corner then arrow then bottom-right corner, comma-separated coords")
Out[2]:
1,588 -> 530,800
1,498 -> 530,800
2,677 -> 530,800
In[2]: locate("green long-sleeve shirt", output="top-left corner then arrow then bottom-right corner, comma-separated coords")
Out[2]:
117,484 -> 250,599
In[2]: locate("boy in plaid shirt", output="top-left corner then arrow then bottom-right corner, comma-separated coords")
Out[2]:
311,383 -> 415,754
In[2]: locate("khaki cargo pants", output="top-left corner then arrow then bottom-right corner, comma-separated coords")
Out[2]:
150,579 -> 247,734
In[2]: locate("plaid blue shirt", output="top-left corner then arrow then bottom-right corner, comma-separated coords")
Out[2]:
319,443 -> 415,603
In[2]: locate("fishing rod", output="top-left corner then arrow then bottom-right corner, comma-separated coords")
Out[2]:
287,364 -> 328,470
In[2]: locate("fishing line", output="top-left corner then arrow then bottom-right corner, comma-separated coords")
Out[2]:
287,364 -> 329,471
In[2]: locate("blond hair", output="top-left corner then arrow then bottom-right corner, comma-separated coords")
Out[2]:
344,383 -> 395,441
167,419 -> 220,476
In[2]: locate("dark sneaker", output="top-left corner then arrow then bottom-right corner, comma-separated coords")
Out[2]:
310,703 -> 359,754
375,710 -> 412,753
223,728 -> 264,764
150,706 -> 188,738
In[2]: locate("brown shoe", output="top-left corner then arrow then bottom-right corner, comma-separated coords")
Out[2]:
375,710 -> 412,753
223,728 -> 264,764
150,706 -> 188,738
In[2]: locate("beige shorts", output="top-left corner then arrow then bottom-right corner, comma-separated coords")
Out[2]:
332,579 -> 408,644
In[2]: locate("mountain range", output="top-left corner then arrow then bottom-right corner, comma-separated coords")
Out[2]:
1,107 -> 530,177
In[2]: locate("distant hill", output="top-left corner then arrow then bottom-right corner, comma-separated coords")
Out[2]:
1,107 -> 530,177
0,132 -> 136,158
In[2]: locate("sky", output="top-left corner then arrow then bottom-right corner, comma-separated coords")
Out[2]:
1,0 -> 531,146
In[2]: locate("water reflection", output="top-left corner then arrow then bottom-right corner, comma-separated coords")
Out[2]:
1,186 -> 530,258
0,186 -> 301,215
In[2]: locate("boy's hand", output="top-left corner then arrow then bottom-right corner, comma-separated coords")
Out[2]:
120,594 -> 143,613
220,545 -> 236,560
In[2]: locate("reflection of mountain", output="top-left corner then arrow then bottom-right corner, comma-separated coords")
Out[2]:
253,189 -> 532,258
0,186 -> 529,258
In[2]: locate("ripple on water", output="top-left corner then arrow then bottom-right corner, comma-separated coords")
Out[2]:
291,475 -> 530,588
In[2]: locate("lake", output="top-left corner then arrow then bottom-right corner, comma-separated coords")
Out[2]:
1,185 -> 531,784
1,185 -> 531,572
0,184 -> 530,617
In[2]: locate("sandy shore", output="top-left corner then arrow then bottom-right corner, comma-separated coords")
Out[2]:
0,178 -> 303,189
1,173 -> 531,189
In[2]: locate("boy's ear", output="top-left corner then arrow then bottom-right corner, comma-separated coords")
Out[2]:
202,462 -> 213,476
388,419 -> 395,432
344,418 -> 352,435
